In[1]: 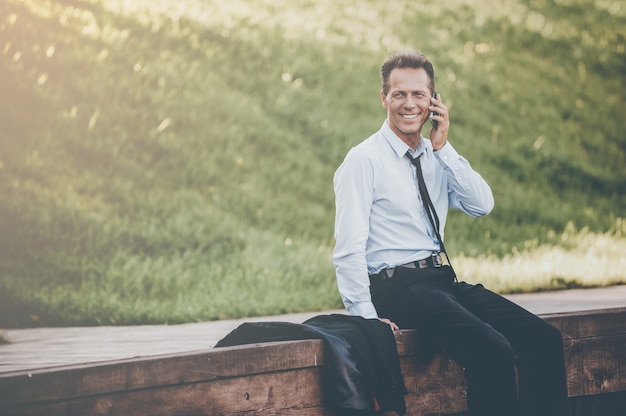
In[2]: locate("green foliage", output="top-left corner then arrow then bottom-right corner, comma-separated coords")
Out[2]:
0,0 -> 624,327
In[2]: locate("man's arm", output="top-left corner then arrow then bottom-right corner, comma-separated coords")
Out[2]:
428,93 -> 494,216
333,149 -> 379,319
435,142 -> 494,217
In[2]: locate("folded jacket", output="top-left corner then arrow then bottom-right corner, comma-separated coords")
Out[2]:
215,314 -> 407,415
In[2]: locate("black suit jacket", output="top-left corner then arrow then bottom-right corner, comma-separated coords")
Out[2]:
215,314 -> 407,415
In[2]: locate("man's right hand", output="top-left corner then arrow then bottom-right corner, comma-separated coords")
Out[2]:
378,317 -> 399,331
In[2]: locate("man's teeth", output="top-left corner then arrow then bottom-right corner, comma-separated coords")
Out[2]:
403,114 -> 417,119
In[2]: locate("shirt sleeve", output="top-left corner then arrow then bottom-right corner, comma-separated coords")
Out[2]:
333,149 -> 379,319
434,142 -> 494,217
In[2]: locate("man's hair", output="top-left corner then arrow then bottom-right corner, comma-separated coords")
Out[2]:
380,50 -> 435,96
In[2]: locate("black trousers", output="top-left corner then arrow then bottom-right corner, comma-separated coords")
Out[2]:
371,265 -> 570,416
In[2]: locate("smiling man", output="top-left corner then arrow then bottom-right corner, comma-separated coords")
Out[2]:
332,50 -> 570,416
383,63 -> 440,150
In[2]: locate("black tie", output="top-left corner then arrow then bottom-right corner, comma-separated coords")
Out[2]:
406,151 -> 455,275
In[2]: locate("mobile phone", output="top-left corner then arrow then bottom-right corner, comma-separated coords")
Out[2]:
430,91 -> 439,129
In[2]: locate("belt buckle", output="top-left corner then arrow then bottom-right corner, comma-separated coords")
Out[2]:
432,254 -> 443,267
383,268 -> 395,279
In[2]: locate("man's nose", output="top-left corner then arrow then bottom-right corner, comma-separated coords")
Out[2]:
404,96 -> 417,108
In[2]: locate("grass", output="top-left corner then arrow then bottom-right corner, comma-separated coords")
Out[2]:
0,0 -> 624,327
456,220 -> 626,292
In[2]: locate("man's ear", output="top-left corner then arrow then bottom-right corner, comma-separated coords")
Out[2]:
380,90 -> 388,109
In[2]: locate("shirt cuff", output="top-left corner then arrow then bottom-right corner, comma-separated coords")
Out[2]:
433,140 -> 459,165
346,301 -> 379,320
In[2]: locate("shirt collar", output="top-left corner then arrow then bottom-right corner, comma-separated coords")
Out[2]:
381,120 -> 429,159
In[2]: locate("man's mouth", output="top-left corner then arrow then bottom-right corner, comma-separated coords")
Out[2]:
402,114 -> 418,119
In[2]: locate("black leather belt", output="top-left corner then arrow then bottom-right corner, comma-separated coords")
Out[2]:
370,253 -> 444,280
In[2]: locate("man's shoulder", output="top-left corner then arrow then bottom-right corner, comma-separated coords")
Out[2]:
348,131 -> 387,159
334,133 -> 383,181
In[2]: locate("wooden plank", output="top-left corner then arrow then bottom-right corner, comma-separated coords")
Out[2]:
0,339 -> 324,407
2,362 -> 462,416
401,353 -> 467,415
2,369 -> 332,416
1,308 -> 625,416
543,307 -> 626,339
542,308 -> 626,397
565,334 -> 626,397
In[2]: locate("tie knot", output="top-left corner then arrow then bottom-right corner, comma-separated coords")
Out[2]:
405,151 -> 421,167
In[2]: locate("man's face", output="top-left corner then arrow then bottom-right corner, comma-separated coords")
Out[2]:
381,67 -> 432,147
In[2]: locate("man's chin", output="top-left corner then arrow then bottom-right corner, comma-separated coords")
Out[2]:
399,125 -> 423,137
389,120 -> 423,141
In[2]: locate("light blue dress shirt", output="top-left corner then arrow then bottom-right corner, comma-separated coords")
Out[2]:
333,120 -> 494,319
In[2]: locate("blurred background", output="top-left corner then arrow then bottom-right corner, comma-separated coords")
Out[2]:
0,0 -> 624,328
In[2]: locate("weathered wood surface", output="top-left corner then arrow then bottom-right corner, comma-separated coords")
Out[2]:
545,308 -> 626,397
1,307 -> 625,416
4,286 -> 626,374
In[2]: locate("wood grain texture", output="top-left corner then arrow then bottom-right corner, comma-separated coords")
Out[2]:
1,308 -> 625,416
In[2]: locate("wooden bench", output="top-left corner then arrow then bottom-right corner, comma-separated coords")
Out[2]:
1,307 -> 625,416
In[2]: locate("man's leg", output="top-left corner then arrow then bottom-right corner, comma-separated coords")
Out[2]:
372,268 -> 521,416
453,281 -> 571,416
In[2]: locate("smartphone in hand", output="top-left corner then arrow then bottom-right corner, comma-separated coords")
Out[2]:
430,91 -> 439,129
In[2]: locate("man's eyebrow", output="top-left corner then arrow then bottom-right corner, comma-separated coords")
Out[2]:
389,88 -> 428,95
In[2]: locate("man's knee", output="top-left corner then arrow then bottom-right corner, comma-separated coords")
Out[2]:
456,328 -> 516,370
538,321 -> 566,360
484,331 -> 516,366
532,319 -> 565,351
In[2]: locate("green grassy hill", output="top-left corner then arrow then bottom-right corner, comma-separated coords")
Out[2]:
1,0 -> 624,327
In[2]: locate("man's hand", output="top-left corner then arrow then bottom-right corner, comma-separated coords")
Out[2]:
378,317 -> 399,331
429,93 -> 449,151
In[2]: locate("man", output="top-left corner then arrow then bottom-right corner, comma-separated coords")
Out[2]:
333,50 -> 570,416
